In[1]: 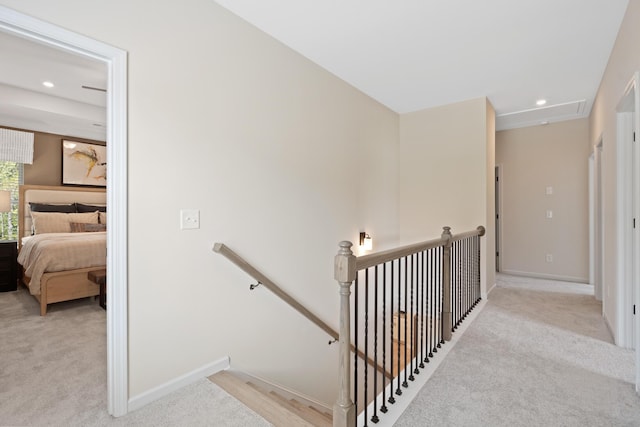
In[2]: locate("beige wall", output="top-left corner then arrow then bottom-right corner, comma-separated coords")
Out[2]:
0,0 -> 400,404
1,126 -> 104,186
398,98 -> 495,295
496,119 -> 590,282
589,0 -> 640,340
0,0 -> 494,408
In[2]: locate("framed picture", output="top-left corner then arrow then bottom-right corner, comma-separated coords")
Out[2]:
62,140 -> 107,187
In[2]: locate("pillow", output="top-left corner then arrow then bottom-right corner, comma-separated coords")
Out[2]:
70,222 -> 106,233
99,212 -> 107,225
29,202 -> 76,213
76,203 -> 107,213
30,211 -> 99,234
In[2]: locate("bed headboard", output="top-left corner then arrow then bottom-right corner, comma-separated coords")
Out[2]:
18,185 -> 106,244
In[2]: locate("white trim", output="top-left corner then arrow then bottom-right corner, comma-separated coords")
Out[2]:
358,299 -> 487,427
0,6 -> 129,417
588,153 -> 595,288
128,357 -> 231,413
616,73 -> 639,351
500,269 -> 588,284
484,281 -> 497,298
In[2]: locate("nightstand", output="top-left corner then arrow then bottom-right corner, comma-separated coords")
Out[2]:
0,241 -> 17,292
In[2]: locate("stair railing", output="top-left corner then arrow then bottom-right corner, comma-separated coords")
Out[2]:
213,243 -> 391,379
333,225 -> 485,427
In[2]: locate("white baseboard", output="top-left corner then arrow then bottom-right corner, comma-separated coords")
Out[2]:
128,356 -> 230,413
501,269 -> 588,284
484,281 -> 496,298
603,312 -> 617,346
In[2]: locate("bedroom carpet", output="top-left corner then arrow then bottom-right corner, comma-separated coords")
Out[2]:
395,274 -> 640,427
0,286 -> 271,426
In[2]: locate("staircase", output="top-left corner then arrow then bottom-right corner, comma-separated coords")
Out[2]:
209,371 -> 333,427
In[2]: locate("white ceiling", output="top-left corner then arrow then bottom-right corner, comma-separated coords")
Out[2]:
0,1 -> 630,138
214,0 -> 630,130
0,31 -> 107,141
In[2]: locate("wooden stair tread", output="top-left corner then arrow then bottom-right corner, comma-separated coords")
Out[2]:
266,391 -> 332,427
209,371 -> 314,426
307,405 -> 332,421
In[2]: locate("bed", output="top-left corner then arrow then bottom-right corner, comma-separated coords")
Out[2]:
18,185 -> 106,315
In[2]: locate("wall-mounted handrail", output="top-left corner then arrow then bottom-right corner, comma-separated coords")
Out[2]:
213,243 -> 392,380
214,243 -> 337,339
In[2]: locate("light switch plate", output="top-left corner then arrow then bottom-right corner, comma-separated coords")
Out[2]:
180,209 -> 200,230
546,186 -> 553,195
546,210 -> 553,219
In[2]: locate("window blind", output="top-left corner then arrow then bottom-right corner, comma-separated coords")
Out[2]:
0,128 -> 34,164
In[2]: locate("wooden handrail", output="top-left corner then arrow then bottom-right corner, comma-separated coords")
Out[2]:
355,225 -> 485,271
214,243 -> 337,339
213,243 -> 392,380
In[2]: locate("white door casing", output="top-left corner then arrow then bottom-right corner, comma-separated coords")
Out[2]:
0,6 -> 129,416
616,71 -> 640,393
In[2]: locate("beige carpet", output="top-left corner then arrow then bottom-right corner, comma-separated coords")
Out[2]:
395,274 -> 640,426
0,286 -> 270,426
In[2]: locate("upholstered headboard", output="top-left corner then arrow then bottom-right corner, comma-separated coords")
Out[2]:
18,185 -> 106,244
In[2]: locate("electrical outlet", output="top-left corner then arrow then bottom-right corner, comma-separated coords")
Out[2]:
546,186 -> 553,195
546,254 -> 553,263
180,209 -> 200,230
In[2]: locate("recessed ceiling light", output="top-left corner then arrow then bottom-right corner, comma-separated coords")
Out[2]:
536,99 -> 547,106
541,121 -> 549,125
42,81 -> 54,88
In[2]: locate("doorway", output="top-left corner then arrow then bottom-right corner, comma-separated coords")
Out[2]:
615,71 -> 640,392
495,165 -> 502,272
0,7 -> 129,416
591,143 -> 604,303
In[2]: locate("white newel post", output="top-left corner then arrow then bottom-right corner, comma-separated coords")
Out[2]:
441,226 -> 453,342
334,241 -> 356,427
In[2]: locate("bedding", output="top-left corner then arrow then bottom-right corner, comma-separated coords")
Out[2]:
29,202 -> 77,213
30,211 -> 99,234
76,203 -> 107,213
18,231 -> 106,295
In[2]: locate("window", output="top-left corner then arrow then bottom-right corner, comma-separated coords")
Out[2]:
0,161 -> 23,240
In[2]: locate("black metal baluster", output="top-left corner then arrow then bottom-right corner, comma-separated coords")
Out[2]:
476,236 -> 482,304
409,254 -> 415,381
372,266 -> 379,424
454,240 -> 459,330
439,246 -> 444,347
419,250 -> 425,369
381,262 -> 389,412
467,237 -> 471,316
395,258 -> 402,396
465,238 -> 469,318
402,256 -> 409,388
460,240 -> 464,323
456,241 -> 464,329
456,240 -> 461,329
389,260 -> 396,404
364,270 -> 369,426
477,235 -> 481,304
430,247 -> 436,356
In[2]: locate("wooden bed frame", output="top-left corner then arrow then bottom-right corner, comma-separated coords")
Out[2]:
18,185 -> 106,315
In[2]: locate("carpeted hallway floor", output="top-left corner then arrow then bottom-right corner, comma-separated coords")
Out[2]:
395,274 -> 640,426
0,286 -> 270,426
2,274 -> 639,426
